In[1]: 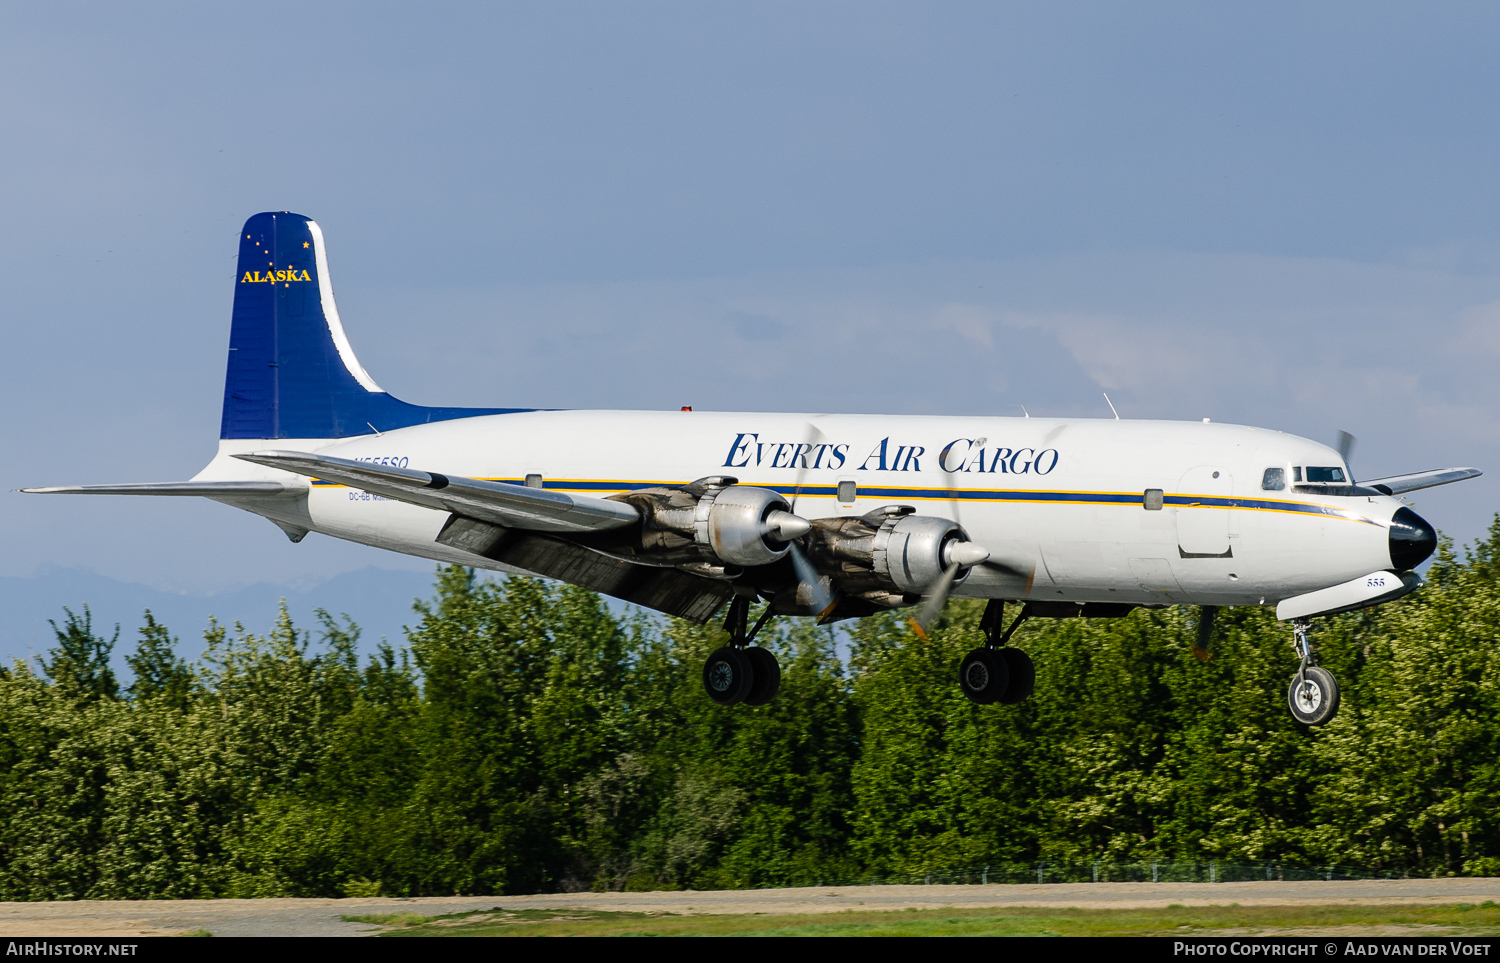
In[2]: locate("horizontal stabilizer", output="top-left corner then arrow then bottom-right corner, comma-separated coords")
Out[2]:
234,450 -> 640,534
1276,570 -> 1422,621
21,481 -> 292,496
1360,467 -> 1482,495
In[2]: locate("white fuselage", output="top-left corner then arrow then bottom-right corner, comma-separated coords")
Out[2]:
197,410 -> 1401,607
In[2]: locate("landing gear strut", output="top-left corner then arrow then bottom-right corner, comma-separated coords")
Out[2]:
702,596 -> 782,707
959,601 -> 1036,706
1286,618 -> 1340,726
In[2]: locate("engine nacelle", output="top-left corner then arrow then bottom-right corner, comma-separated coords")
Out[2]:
873,513 -> 970,593
693,484 -> 795,567
803,505 -> 974,604
606,477 -> 797,569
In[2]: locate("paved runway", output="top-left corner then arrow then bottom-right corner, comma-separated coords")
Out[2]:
2,877 -> 1497,937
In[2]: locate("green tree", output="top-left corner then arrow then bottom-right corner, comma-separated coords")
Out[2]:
218,606 -> 418,897
11,540 -> 1500,900
42,606 -> 118,701
1151,605 -> 1321,864
849,602 -> 1046,874
401,568 -> 561,895
646,613 -> 858,889
1309,526 -> 1500,876
126,611 -> 194,708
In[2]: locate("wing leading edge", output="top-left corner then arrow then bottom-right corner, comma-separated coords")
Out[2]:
1359,467 -> 1482,495
234,450 -> 733,622
232,450 -> 640,534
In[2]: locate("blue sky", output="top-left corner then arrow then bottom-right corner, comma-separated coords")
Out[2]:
4,2 -> 1500,646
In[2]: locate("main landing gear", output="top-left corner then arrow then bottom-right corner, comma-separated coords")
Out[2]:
1287,618 -> 1340,727
702,596 -> 782,707
959,601 -> 1037,706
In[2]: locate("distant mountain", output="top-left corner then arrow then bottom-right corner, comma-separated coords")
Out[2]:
0,565 -> 443,677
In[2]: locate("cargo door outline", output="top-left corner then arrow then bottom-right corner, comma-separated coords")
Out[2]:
1176,466 -> 1232,558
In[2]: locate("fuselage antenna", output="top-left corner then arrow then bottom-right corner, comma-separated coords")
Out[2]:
1103,393 -> 1120,420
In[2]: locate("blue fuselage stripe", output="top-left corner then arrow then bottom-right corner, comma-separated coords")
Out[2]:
311,477 -> 1380,523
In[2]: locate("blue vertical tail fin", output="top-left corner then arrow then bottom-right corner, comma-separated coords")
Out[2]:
221,212 -> 520,439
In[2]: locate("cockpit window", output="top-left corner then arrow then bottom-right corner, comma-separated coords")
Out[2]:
1261,467 -> 1286,491
1305,466 -> 1347,483
1292,466 -> 1303,482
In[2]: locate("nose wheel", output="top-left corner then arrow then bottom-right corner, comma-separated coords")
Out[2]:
960,601 -> 1036,705
1286,619 -> 1340,726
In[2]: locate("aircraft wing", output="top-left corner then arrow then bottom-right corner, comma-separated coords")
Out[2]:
21,481 -> 293,495
233,450 -> 640,534
1359,467 -> 1482,495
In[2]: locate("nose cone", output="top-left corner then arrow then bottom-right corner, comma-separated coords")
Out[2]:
1389,507 -> 1437,571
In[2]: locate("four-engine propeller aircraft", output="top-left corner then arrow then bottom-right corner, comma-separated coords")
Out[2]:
25,213 -> 1482,726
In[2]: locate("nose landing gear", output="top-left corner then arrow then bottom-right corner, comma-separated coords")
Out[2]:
1286,619 -> 1341,726
703,596 -> 782,707
959,601 -> 1036,706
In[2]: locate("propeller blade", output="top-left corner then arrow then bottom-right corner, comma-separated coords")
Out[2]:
787,542 -> 835,618
978,558 -> 1033,580
1337,430 -> 1357,478
910,561 -> 963,640
938,436 -> 984,529
771,434 -> 829,615
788,421 -> 829,513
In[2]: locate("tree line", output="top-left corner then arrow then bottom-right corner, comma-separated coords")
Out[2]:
2,523 -> 1499,899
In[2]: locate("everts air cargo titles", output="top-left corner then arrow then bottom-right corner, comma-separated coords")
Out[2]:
27,213 -> 1482,726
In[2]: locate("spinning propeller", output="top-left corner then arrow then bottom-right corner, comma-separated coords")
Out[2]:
1337,430 -> 1357,480
765,421 -> 1035,629
781,421 -> 838,617
907,432 -> 1033,638
908,539 -> 992,638
787,537 -> 836,617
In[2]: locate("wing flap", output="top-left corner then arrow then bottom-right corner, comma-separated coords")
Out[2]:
1360,467 -> 1482,495
234,450 -> 639,534
435,515 -> 731,622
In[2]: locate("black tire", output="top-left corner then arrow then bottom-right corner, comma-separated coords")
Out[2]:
998,648 -> 1035,704
1287,666 -> 1341,726
742,647 -> 782,706
703,647 -> 755,706
959,648 -> 1010,705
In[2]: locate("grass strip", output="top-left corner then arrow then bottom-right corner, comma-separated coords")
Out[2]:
356,901 -> 1500,937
